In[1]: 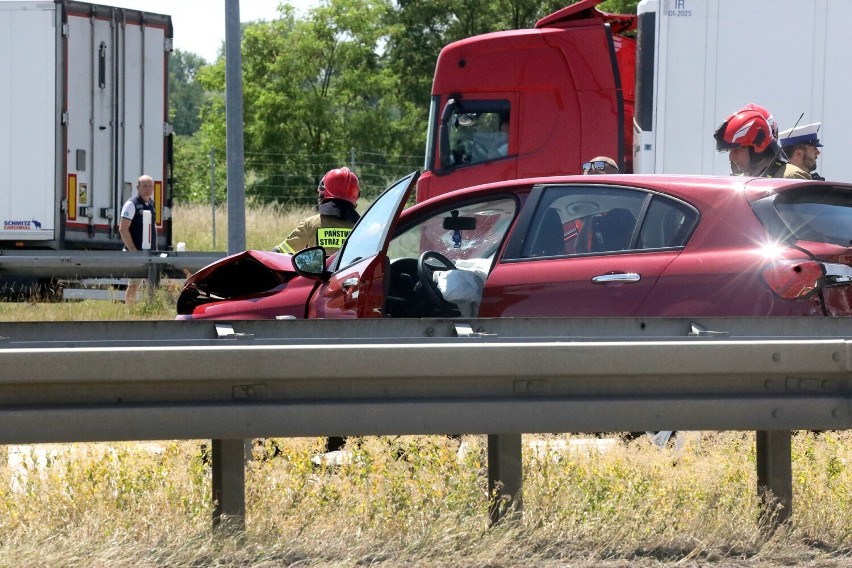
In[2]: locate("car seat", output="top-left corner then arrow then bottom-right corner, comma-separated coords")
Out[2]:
588,208 -> 636,252
527,208 -> 565,257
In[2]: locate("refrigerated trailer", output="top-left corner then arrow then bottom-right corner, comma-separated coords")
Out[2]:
632,0 -> 852,177
0,0 -> 172,251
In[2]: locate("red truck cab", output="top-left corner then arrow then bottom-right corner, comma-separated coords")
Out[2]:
416,0 -> 635,203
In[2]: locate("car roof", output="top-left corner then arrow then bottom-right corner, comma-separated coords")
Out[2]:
413,174 -> 849,210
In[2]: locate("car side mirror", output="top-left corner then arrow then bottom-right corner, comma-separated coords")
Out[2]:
292,246 -> 329,280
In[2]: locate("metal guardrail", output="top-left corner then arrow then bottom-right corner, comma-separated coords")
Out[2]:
0,250 -> 225,279
0,317 -> 850,530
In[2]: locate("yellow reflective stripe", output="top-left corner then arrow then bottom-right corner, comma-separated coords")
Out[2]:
316,227 -> 352,249
277,240 -> 297,254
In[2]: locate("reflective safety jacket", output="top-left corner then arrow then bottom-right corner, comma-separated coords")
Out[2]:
123,194 -> 158,251
274,199 -> 360,255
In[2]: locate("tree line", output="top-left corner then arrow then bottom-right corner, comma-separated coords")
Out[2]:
169,0 -> 640,204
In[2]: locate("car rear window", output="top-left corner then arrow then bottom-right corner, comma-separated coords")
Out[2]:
758,186 -> 852,246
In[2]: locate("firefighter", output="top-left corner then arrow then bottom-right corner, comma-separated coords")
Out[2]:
714,104 -> 810,179
273,167 -> 361,255
273,167 -> 360,456
780,122 -> 824,180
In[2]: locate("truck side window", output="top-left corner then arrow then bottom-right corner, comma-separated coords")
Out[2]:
441,100 -> 511,169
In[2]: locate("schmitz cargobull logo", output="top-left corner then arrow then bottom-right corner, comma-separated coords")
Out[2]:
3,219 -> 43,230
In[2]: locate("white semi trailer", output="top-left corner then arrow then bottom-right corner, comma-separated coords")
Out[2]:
0,0 -> 172,251
633,0 -> 852,178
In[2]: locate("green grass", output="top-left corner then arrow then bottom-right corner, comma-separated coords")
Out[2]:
0,286 -> 179,321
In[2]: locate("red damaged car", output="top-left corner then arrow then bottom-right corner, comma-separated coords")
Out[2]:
176,172 -> 852,320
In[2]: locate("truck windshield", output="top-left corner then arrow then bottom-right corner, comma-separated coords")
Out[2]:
439,99 -> 511,170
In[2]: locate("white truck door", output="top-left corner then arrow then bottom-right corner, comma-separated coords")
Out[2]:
64,3 -> 170,249
0,2 -> 57,242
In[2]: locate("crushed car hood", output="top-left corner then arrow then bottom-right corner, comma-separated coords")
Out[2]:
183,250 -> 296,286
176,250 -> 300,316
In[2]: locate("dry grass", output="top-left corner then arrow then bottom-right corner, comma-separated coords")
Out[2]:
171,197 -> 371,253
1,432 -> 851,566
171,200 -> 315,252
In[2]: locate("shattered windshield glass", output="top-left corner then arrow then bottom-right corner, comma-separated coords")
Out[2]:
387,197 -> 517,266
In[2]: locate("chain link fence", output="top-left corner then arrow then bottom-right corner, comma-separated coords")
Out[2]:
243,149 -> 423,206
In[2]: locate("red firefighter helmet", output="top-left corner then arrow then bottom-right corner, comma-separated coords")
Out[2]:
739,103 -> 779,140
714,109 -> 776,153
318,167 -> 360,205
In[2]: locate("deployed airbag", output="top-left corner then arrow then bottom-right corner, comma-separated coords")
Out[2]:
434,269 -> 485,317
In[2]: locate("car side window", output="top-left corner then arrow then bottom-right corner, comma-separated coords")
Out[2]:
519,186 -> 698,258
334,174 -> 414,269
521,187 -> 644,257
636,197 -> 699,249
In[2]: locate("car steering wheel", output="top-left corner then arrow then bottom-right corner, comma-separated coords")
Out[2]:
417,251 -> 457,308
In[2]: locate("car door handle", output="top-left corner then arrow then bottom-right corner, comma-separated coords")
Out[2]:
341,277 -> 359,289
591,272 -> 641,284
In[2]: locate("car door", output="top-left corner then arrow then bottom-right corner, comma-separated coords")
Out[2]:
481,183 -> 698,317
307,172 -> 419,319
382,193 -> 520,318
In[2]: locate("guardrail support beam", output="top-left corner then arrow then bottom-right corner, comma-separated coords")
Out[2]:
756,430 -> 792,527
488,434 -> 523,524
211,438 -> 246,532
146,253 -> 162,300
0,317 -> 848,532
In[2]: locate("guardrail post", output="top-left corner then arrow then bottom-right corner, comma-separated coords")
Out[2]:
146,251 -> 161,299
755,430 -> 792,528
488,434 -> 523,524
211,438 -> 246,532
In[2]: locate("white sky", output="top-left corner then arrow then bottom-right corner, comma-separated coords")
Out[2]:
0,0 -> 318,63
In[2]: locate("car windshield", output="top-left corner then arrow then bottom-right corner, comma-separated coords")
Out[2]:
388,197 -> 517,266
771,187 -> 852,246
334,173 -> 416,269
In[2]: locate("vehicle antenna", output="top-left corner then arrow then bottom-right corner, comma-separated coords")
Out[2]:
785,113 -> 805,143
758,112 -> 804,177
